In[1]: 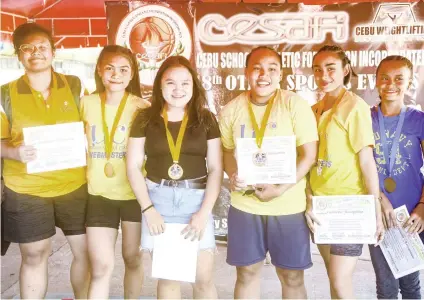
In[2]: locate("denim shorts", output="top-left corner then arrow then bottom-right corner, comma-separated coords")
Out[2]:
141,178 -> 216,251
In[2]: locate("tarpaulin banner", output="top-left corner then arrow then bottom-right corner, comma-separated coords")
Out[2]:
106,1 -> 424,237
193,2 -> 424,110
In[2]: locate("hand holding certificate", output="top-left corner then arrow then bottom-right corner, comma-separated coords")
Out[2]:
380,205 -> 424,279
312,195 -> 377,244
23,122 -> 87,174
236,136 -> 296,185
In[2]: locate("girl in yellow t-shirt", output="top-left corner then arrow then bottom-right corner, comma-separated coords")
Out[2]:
81,45 -> 150,298
305,45 -> 384,299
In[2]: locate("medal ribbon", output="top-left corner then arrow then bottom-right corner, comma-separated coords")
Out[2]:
163,108 -> 189,164
101,92 -> 129,161
247,92 -> 277,150
316,88 -> 346,164
377,105 -> 406,179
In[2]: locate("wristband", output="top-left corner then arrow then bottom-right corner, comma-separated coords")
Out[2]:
142,204 -> 154,214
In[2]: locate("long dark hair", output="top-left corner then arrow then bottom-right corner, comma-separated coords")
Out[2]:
94,45 -> 141,97
138,55 -> 213,129
313,44 -> 357,86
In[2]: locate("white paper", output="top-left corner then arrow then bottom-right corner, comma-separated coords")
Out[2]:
236,136 -> 296,185
23,122 -> 86,174
380,205 -> 424,279
313,195 -> 377,244
152,223 -> 199,283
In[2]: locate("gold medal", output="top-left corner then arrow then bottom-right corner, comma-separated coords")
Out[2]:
247,91 -> 276,172
252,151 -> 267,166
168,163 -> 184,180
315,89 -> 346,175
384,177 -> 397,193
163,108 -> 189,181
104,162 -> 115,178
100,92 -> 129,178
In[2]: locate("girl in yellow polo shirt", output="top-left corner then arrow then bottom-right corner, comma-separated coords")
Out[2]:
80,45 -> 150,298
305,45 -> 384,299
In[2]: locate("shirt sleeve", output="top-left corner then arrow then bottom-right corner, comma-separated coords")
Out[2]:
206,111 -> 221,140
418,111 -> 424,142
1,106 -> 10,139
290,95 -> 319,147
218,107 -> 235,150
348,99 -> 375,153
1,86 -> 11,139
129,110 -> 146,138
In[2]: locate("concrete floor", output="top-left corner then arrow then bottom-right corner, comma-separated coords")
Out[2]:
1,231 -> 423,299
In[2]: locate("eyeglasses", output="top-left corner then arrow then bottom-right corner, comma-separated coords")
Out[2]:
19,44 -> 50,55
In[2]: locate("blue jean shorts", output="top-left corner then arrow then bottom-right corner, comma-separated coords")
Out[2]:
141,178 -> 216,251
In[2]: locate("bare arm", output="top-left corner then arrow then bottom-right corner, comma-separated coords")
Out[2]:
1,140 -> 35,162
1,140 -> 17,160
305,176 -> 313,206
222,147 -> 249,192
358,146 -> 380,198
199,138 -> 223,214
126,137 -> 165,235
406,140 -> 424,233
291,141 -> 317,187
255,141 -> 317,201
126,137 -> 151,209
182,138 -> 224,240
304,174 -> 321,232
358,146 -> 384,242
419,141 -> 424,203
223,147 -> 237,179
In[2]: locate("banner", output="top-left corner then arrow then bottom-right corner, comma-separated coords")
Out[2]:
194,2 -> 423,111
106,1 -> 193,100
107,2 -> 424,237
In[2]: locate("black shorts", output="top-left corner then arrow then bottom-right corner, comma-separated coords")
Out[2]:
3,184 -> 88,243
86,194 -> 141,229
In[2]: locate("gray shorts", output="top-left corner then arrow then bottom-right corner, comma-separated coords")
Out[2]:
330,244 -> 363,257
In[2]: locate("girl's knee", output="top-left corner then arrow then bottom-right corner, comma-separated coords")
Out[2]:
122,250 -> 142,269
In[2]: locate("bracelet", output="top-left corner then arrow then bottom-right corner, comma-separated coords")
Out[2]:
141,204 -> 154,214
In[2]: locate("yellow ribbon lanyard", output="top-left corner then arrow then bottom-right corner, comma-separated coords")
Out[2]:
163,108 -> 189,166
101,92 -> 129,161
316,88 -> 346,162
247,92 -> 277,150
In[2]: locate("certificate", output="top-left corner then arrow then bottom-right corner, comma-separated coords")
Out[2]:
152,223 -> 199,283
236,136 -> 296,185
23,122 -> 87,174
313,195 -> 377,244
380,205 -> 424,279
